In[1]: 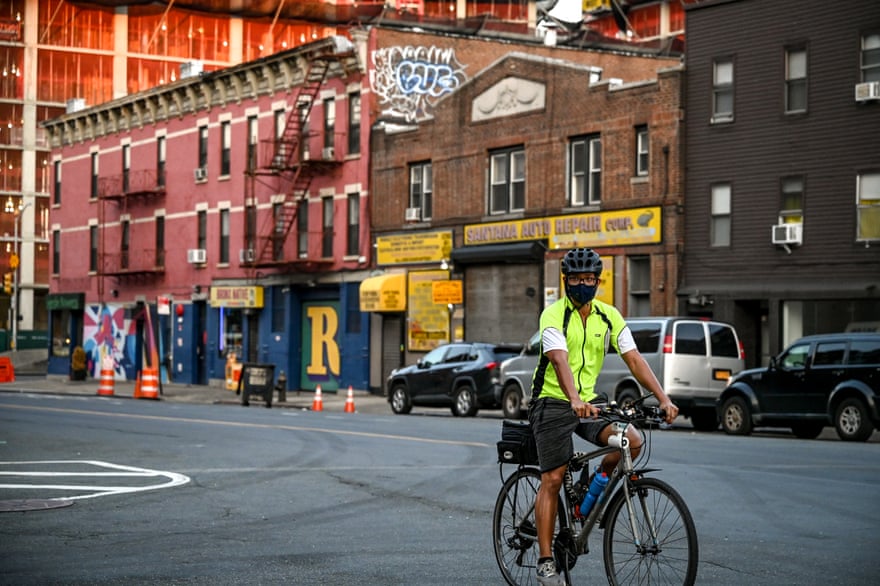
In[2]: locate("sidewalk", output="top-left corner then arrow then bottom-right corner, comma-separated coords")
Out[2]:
0,374 -> 391,414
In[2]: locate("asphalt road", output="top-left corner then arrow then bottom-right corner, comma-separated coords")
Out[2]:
1,392 -> 878,585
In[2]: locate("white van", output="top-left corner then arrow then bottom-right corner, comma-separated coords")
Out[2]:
499,317 -> 745,431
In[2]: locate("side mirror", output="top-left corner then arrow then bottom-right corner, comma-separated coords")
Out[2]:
768,355 -> 777,369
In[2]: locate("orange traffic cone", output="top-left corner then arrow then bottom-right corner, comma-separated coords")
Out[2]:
312,384 -> 324,411
138,367 -> 160,400
97,359 -> 115,397
344,385 -> 356,413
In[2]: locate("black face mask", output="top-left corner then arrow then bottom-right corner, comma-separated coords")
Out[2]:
566,282 -> 598,306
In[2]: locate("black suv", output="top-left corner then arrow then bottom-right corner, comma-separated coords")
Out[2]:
717,333 -> 880,441
386,342 -> 523,417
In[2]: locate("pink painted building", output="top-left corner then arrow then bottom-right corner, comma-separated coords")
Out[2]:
43,36 -> 372,392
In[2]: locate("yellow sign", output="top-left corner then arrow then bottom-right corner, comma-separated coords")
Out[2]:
464,207 -> 662,249
209,286 -> 264,308
408,270 -> 451,351
360,273 -> 407,312
432,280 -> 463,305
8,253 -> 18,270
377,231 -> 453,265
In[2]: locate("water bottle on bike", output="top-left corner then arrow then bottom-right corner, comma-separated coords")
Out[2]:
579,468 -> 608,517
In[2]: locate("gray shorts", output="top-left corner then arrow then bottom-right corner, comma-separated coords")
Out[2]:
528,398 -> 610,473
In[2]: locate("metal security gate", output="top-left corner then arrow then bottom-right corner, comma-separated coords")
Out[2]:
461,263 -> 542,344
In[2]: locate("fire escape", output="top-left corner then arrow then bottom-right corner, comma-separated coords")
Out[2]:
97,169 -> 166,299
243,40 -> 358,270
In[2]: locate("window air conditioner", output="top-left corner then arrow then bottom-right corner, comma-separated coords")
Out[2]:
239,248 -> 256,263
855,81 -> 880,102
322,147 -> 335,161
193,167 -> 207,181
771,223 -> 803,246
405,207 -> 421,222
187,248 -> 207,263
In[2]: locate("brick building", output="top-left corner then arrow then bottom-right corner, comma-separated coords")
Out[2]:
683,0 -> 880,367
367,28 -> 683,383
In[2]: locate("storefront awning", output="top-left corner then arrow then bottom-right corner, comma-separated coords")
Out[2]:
451,241 -> 546,265
360,273 -> 406,312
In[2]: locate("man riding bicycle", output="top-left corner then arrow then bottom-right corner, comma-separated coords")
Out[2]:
528,247 -> 679,586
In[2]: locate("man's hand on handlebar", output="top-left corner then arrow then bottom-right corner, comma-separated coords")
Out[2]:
571,398 -> 599,419
658,399 -> 679,425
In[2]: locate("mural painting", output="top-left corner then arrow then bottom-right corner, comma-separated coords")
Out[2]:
300,301 -> 341,391
83,304 -> 135,380
370,45 -> 468,122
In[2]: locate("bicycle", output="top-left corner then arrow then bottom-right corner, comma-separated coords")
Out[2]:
493,400 -> 699,586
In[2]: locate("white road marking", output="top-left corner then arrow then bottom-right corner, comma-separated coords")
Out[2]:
0,460 -> 190,501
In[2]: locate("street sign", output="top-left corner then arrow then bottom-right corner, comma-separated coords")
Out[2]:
9,252 -> 19,270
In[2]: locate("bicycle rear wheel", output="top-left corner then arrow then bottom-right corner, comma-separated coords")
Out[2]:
493,467 -> 568,586
602,477 -> 698,585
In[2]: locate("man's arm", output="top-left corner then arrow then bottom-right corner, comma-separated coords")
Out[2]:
620,349 -> 679,424
546,348 -> 597,418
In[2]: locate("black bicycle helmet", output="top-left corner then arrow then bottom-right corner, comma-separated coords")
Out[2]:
561,248 -> 602,276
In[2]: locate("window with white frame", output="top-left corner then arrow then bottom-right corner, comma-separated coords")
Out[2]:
322,196 -> 334,257
348,92 -> 361,155
490,148 -> 525,214
711,183 -> 731,247
198,125 -> 208,169
297,200 -> 308,258
409,162 -> 432,221
628,256 -> 652,317
220,120 -> 231,176
712,59 -> 734,123
219,208 -> 230,264
635,126 -> 649,177
780,176 -> 804,224
246,115 -> 258,172
785,47 -> 807,113
857,172 -> 880,242
347,193 -> 360,257
90,152 -> 98,199
570,136 -> 601,206
323,97 -> 335,151
861,33 -> 880,82
122,144 -> 130,192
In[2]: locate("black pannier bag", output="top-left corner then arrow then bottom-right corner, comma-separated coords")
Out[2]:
497,420 -> 539,465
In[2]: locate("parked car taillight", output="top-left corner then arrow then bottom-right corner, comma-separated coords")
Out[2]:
662,335 -> 673,354
738,340 -> 746,360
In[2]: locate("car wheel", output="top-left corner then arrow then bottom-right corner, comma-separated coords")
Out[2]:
501,384 -> 524,419
452,385 -> 478,417
720,396 -> 752,435
834,398 -> 872,442
690,408 -> 719,432
790,422 -> 824,439
389,384 -> 412,415
615,385 -> 640,407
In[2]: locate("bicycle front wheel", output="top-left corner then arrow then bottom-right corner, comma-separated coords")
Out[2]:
602,477 -> 698,585
492,467 -> 567,586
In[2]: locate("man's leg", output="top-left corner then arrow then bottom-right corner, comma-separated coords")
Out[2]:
597,424 -> 644,474
536,464 -> 565,558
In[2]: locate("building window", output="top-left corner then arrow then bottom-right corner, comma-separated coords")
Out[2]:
90,152 -> 98,199
273,202 -> 284,261
297,200 -> 308,258
300,106 -> 311,161
157,136 -> 166,188
220,120 -> 231,176
323,97 -> 335,151
197,210 -> 207,251
219,208 -> 230,264
628,256 -> 651,317
54,161 -> 61,205
409,162 -> 432,221
155,215 -> 165,268
785,47 -> 807,113
490,147 -> 525,214
198,125 -> 208,170
780,176 -> 804,224
570,136 -> 601,206
122,144 -> 130,193
322,197 -> 333,258
857,172 -> 880,242
121,220 -> 130,269
247,116 -> 258,172
274,108 -> 286,140
89,225 -> 97,272
861,33 -> 880,82
245,203 -> 257,254
711,183 -> 731,247
348,92 -> 361,155
53,229 -> 61,274
347,193 -> 359,257
635,126 -> 649,177
712,58 -> 734,123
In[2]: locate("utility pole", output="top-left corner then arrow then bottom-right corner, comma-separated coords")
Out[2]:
11,202 -> 31,351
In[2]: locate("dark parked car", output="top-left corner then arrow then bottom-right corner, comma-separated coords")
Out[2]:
717,333 -> 880,441
386,342 -> 523,417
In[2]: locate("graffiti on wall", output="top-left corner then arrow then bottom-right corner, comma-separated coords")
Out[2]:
83,304 -> 136,380
370,45 -> 468,122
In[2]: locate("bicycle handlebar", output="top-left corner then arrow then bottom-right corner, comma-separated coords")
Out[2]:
584,401 -> 667,426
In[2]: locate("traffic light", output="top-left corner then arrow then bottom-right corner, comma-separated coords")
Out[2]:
3,272 -> 11,295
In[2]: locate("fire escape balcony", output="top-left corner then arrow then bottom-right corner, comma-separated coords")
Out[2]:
98,169 -> 166,200
99,249 -> 165,278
